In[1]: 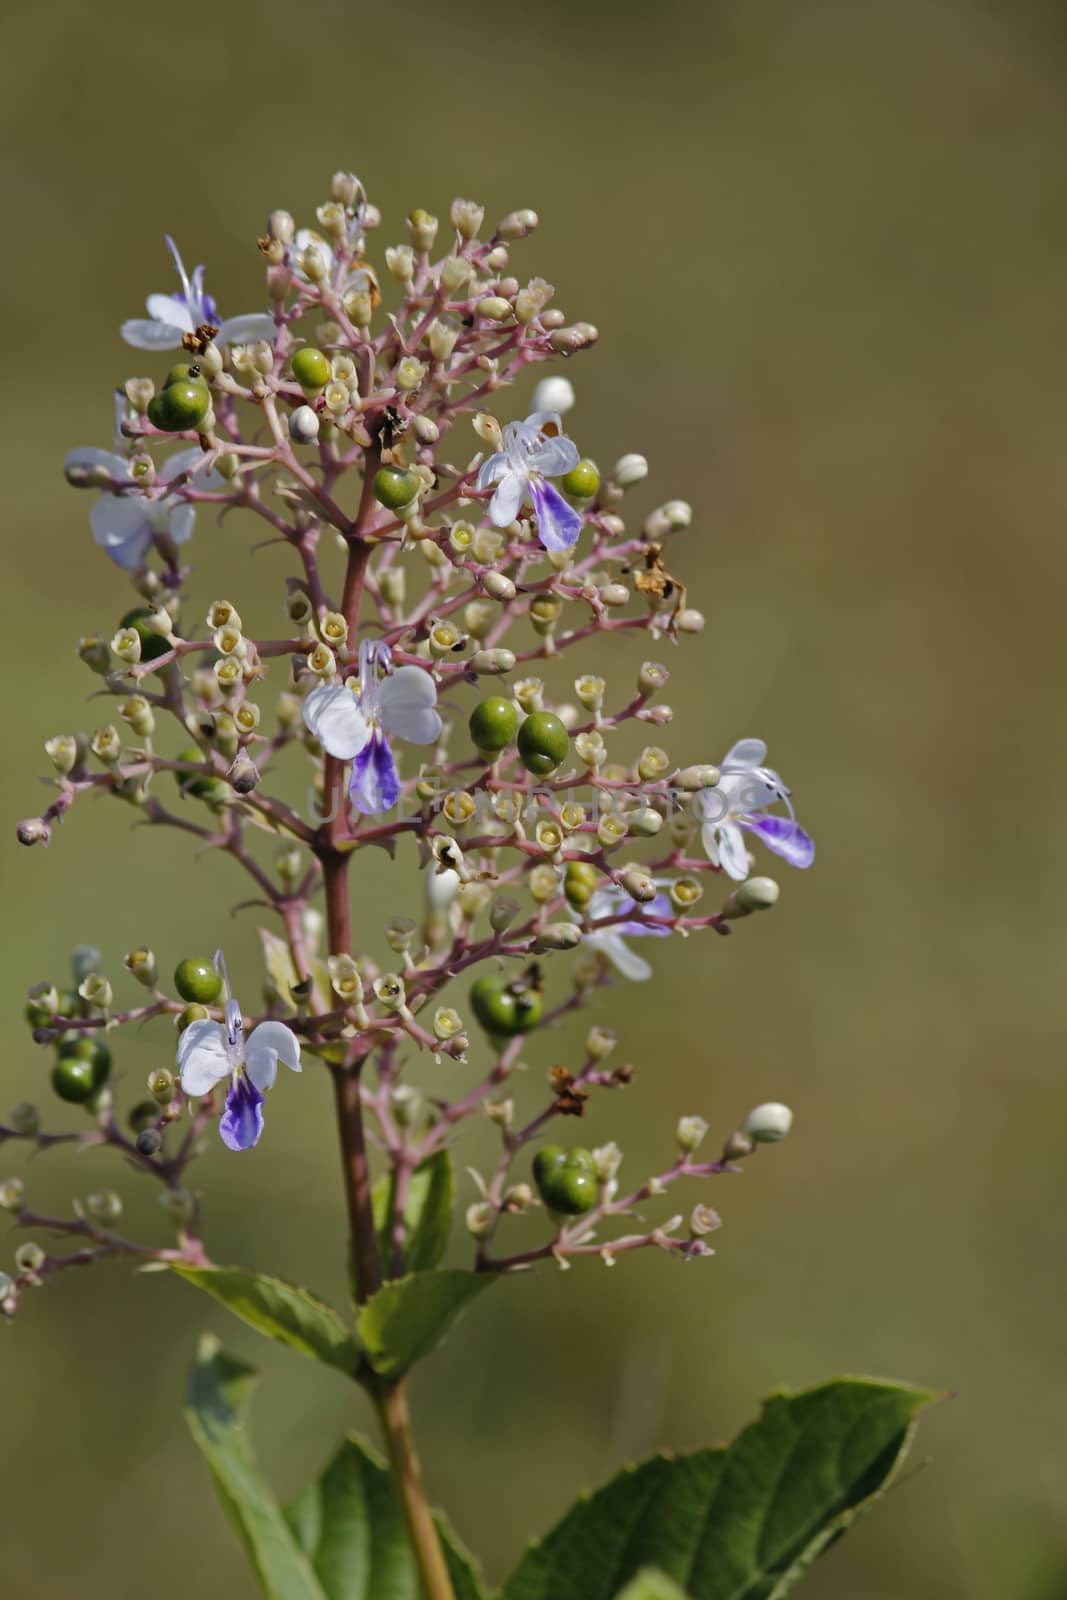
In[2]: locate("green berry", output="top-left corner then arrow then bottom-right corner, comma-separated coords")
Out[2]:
468,696 -> 518,755
174,747 -> 226,804
560,458 -> 600,499
373,465 -> 420,512
532,1145 -> 598,1215
469,974 -> 544,1038
564,860 -> 598,909
163,361 -> 200,388
128,1099 -> 160,1133
57,1035 -> 112,1090
120,607 -> 172,663
50,1055 -> 97,1104
174,957 -> 222,1005
518,711 -> 569,776
291,346 -> 331,390
176,1004 -> 209,1033
147,378 -> 210,433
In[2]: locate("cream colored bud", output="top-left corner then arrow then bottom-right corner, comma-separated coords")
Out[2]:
459,880 -> 491,919
626,806 -> 663,838
473,411 -> 502,449
533,922 -> 582,952
407,208 -> 439,250
676,608 -> 706,634
497,209 -> 539,240
466,1201 -> 495,1239
328,954 -> 364,1003
574,730 -> 606,768
373,973 -> 406,1011
428,618 -> 466,659
396,356 -> 426,392
592,1141 -> 622,1182
741,1102 -> 793,1143
428,317 -> 460,363
316,200 -> 347,241
443,790 -> 477,830
482,572 -> 516,604
79,973 -> 112,1010
214,657 -> 243,694
734,876 -> 781,913
472,526 -> 505,563
379,567 -> 406,607
599,582 -> 630,608
44,735 -> 78,775
636,746 -> 669,783
674,764 -> 720,791
618,864 -> 656,903
119,695 -> 155,737
471,648 -> 515,675
463,600 -> 495,639
611,453 -> 649,489
514,276 -> 553,324
91,725 -> 121,765
513,677 -> 545,714
677,1115 -> 709,1153
124,376 -> 155,413
299,242 -> 329,282
306,643 -> 336,678
433,1006 -> 465,1043
111,627 -> 141,665
477,295 -> 512,322
531,375 -> 575,415
441,254 -> 474,295
534,819 -> 563,856
289,404 -> 320,444
450,197 -> 485,238
269,209 -> 295,244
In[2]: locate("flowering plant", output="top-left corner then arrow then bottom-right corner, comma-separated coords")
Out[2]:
6,170 -> 932,1600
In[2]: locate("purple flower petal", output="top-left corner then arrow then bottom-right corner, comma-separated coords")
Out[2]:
529,477 -> 582,551
743,814 -> 815,869
617,892 -> 673,937
219,1073 -> 264,1151
349,727 -> 400,815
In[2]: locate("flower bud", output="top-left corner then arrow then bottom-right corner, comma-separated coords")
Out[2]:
269,209 -> 296,244
596,812 -> 628,850
176,1004 -> 209,1034
677,1115 -> 709,1153
503,1181 -> 535,1212
124,947 -> 158,987
485,1097 -> 514,1130
289,405 -> 320,444
471,648 -> 516,675
670,877 -> 702,911
482,571 -> 516,604
78,635 -> 112,674
432,1006 -> 465,1044
5,1101 -> 39,1136
721,876 -> 780,919
741,1102 -> 793,1143
532,922 -> 583,952
527,863 -> 559,904
466,1201 -> 495,1239
610,453 -> 649,489
78,973 -> 112,1010
675,608 -> 706,634
328,954 -> 364,1004
690,1204 -> 719,1236
396,356 -> 427,392
228,753 -> 260,795
592,1141 -> 622,1183
459,880 -> 492,919
373,973 -> 406,1012
85,1189 -> 123,1224
440,254 -> 474,295
618,864 -> 656,903
599,582 -> 630,609
626,806 -> 663,838
477,295 -> 513,322
451,197 -> 485,238
515,276 -> 553,323
497,209 -> 539,240
160,1188 -> 196,1224
674,764 -> 720,792
407,209 -> 439,251
0,1177 -> 25,1212
531,375 -> 575,415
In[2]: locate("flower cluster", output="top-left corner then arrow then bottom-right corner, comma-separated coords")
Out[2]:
6,169 -> 813,1319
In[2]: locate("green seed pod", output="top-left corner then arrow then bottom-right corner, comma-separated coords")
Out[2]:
174,1005 -> 208,1036
517,711 -> 569,776
468,696 -> 518,755
174,748 -> 226,804
127,1099 -> 160,1133
173,957 -> 223,1005
120,607 -> 173,664
373,465 -> 420,512
469,974 -> 543,1038
291,346 -> 331,391
560,458 -> 600,500
532,1145 -> 598,1216
162,361 -> 200,388
57,1035 -> 112,1092
147,378 -> 210,433
564,860 -> 598,909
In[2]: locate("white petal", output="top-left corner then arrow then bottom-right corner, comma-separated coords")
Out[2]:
165,502 -> 196,544
489,470 -> 525,527
529,433 -> 580,477
303,682 -> 371,759
717,821 -> 751,881
379,666 -> 441,744
248,1021 -> 302,1076
592,932 -> 652,982
146,294 -> 195,332
90,495 -> 151,568
121,319 -> 186,351
701,822 -> 722,867
177,1021 -> 231,1095
160,448 -> 225,493
722,738 -> 767,770
475,451 -> 507,491
244,1048 -> 277,1093
64,448 -> 129,479
218,313 -> 277,345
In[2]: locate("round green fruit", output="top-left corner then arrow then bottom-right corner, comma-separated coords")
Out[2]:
291,346 -> 331,390
560,458 -> 600,499
147,378 -> 210,433
174,748 -> 226,803
469,974 -> 544,1038
163,361 -> 200,388
57,1035 -> 112,1090
120,607 -> 172,663
174,957 -> 222,1005
532,1145 -> 598,1215
176,1003 -> 210,1033
373,465 -> 420,512
517,712 -> 569,776
564,860 -> 598,909
468,696 -> 518,755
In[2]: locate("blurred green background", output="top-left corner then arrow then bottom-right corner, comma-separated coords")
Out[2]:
2,0 -> 1065,1594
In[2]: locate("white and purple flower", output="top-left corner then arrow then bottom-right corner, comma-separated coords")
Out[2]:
581,885 -> 673,982
64,439 -> 222,570
695,739 -> 815,882
121,236 -> 276,352
176,952 -> 301,1152
476,410 -> 583,552
302,639 -> 441,816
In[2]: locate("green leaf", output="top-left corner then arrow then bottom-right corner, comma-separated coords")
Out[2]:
614,1573 -> 691,1600
173,1266 -> 360,1377
372,1150 -> 454,1278
284,1433 -> 487,1600
356,1270 -> 494,1379
185,1335 -> 325,1600
502,1376 -> 937,1600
